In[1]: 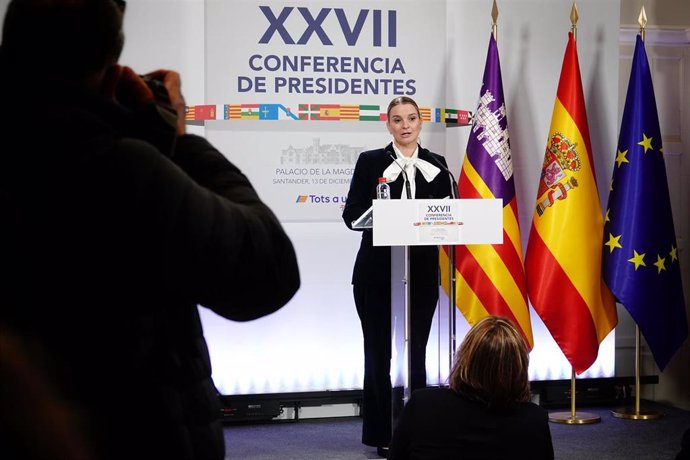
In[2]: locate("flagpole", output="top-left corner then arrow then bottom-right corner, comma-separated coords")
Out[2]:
610,7 -> 662,421
450,0 -> 534,373
448,0 -> 500,370
445,0 -> 505,368
448,0 -> 503,368
548,5 -> 601,425
549,369 -> 600,424
491,0 -> 498,41
612,326 -> 662,419
448,247 -> 457,372
570,1 -> 578,41
446,171 -> 456,368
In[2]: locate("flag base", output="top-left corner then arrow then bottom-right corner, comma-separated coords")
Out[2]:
548,411 -> 600,424
611,407 -> 663,420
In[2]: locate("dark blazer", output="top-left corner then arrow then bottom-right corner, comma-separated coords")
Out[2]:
388,388 -> 554,460
342,144 -> 453,286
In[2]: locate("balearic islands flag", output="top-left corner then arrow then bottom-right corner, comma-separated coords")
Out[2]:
441,34 -> 533,348
603,35 -> 687,371
524,32 -> 617,374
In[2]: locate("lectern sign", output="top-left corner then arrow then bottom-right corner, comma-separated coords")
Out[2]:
372,199 -> 502,246
413,202 -> 463,243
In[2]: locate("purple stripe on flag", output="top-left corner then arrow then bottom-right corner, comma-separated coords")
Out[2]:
464,35 -> 515,204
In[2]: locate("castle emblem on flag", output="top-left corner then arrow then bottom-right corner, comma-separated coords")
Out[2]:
473,90 -> 512,180
536,132 -> 581,216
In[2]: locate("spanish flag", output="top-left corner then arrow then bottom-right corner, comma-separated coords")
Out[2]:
525,32 -> 617,374
310,104 -> 340,121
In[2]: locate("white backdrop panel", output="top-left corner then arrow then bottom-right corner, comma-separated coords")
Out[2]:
200,222 -> 364,395
205,0 -> 446,107
113,0 -> 620,395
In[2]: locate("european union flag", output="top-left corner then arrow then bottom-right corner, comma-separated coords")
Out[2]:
603,35 -> 687,370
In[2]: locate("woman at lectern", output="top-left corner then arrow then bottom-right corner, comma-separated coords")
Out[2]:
342,96 -> 452,456
388,316 -> 554,460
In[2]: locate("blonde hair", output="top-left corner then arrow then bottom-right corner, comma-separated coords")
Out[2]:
386,96 -> 421,118
449,316 -> 530,407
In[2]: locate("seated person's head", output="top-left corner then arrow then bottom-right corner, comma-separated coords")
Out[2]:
449,316 -> 530,408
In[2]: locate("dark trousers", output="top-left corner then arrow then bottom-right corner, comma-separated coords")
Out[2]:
353,281 -> 438,447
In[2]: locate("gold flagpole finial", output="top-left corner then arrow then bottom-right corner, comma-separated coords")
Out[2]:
491,0 -> 499,41
638,6 -> 647,42
570,2 -> 579,41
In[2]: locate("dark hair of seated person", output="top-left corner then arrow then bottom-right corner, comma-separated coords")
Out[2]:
448,316 -> 531,408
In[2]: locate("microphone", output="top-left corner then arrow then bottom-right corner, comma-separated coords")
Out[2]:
387,152 -> 413,199
423,151 -> 459,199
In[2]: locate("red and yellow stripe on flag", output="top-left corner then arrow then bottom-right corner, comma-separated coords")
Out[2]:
440,33 -> 533,348
525,32 -> 617,374
224,104 -> 241,120
340,105 -> 360,121
419,107 -> 431,122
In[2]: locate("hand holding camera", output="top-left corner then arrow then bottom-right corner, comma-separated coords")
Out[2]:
141,70 -> 187,136
102,65 -> 187,136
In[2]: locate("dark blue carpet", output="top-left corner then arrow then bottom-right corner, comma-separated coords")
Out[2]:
223,401 -> 690,459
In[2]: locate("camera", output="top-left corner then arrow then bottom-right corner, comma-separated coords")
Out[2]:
140,74 -> 172,108
139,74 -> 177,127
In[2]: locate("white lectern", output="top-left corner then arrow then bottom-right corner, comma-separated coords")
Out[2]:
369,198 -> 502,431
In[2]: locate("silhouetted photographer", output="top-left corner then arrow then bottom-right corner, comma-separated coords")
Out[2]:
0,1 -> 300,459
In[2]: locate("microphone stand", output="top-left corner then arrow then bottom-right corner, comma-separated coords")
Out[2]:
424,154 -> 459,199
425,154 -> 460,370
387,151 -> 413,401
445,169 -> 458,369
387,152 -> 413,199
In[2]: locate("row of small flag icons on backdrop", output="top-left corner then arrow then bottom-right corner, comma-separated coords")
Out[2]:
185,103 -> 471,125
